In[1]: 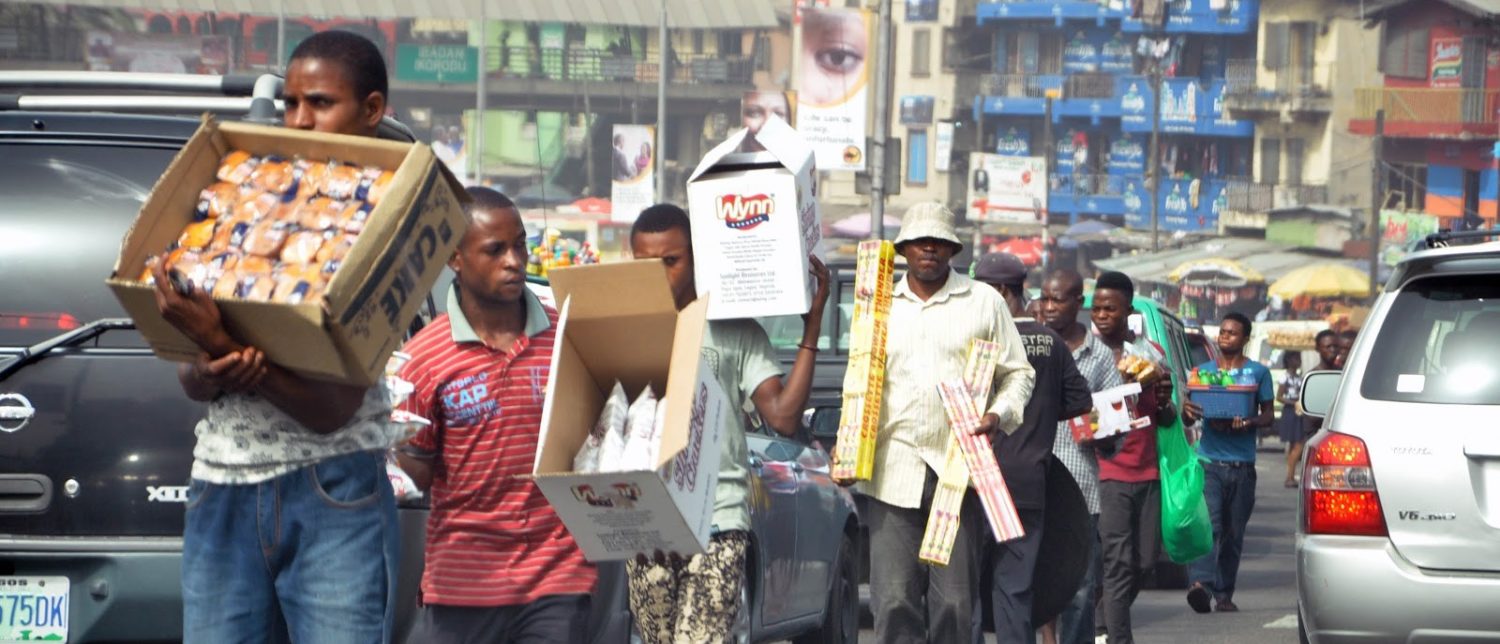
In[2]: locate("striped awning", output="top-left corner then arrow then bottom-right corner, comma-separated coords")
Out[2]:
35,0 -> 782,28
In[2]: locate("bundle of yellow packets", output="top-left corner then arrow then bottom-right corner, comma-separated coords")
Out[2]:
832,240 -> 895,483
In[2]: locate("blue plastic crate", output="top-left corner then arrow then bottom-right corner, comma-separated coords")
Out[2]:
1188,385 -> 1257,420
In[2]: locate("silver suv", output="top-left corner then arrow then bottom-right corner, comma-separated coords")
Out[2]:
1297,234 -> 1500,643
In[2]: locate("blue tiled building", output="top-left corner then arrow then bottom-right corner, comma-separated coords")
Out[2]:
973,0 -> 1259,232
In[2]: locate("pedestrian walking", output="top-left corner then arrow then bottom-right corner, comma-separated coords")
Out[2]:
1298,329 -> 1341,444
973,255 -> 1093,644
1182,312 -> 1275,615
395,188 -> 596,643
1036,269 -> 1125,644
864,202 -> 1035,644
625,203 -> 829,643
1089,271 -> 1179,644
158,30 -> 401,644
1276,350 -> 1305,488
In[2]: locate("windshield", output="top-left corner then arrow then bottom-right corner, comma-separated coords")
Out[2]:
1361,275 -> 1500,405
755,282 -> 850,353
0,141 -> 179,347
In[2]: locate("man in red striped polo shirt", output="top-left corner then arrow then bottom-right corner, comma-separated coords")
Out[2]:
395,187 -> 595,643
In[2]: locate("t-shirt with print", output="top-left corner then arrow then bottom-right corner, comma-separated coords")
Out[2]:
1096,335 -> 1167,483
191,381 -> 397,485
995,319 -> 1093,509
1195,359 -> 1275,463
397,286 -> 595,607
702,319 -> 784,534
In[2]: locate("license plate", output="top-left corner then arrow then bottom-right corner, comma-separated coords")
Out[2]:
0,576 -> 68,643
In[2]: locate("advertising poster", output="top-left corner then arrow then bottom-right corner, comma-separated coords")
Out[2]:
1120,78 -> 1153,130
85,31 -> 231,74
611,125 -> 656,223
1431,37 -> 1463,88
1160,79 -> 1199,133
967,153 -> 1049,224
796,7 -> 872,172
1062,29 -> 1103,73
740,90 -> 798,152
994,127 -> 1032,157
934,121 -> 954,173
1101,31 -> 1134,73
1109,133 -> 1146,175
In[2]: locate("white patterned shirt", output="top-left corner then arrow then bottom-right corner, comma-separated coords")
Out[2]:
860,270 -> 1036,510
1053,331 -> 1123,515
191,381 -> 398,484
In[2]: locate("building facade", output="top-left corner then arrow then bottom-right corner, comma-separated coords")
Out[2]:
962,0 -> 1261,234
1350,0 -> 1500,231
1221,0 -> 1381,231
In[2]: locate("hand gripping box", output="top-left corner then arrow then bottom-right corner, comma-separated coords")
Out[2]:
533,260 -> 728,561
686,114 -> 822,320
106,116 -> 468,386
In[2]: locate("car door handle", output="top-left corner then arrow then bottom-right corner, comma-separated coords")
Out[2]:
0,475 -> 52,513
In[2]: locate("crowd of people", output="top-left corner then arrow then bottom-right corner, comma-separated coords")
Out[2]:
149,29 -> 1356,644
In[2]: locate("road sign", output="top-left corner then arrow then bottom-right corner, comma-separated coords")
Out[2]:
395,44 -> 478,84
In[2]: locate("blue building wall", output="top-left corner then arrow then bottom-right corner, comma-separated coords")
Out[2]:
975,0 -> 1257,232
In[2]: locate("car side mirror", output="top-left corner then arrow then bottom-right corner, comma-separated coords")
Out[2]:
1299,370 -> 1343,418
808,406 -> 840,442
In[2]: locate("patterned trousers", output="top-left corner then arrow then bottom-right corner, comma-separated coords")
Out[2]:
625,530 -> 750,644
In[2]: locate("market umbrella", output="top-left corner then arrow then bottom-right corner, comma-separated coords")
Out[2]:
1064,219 -> 1117,237
1268,263 -> 1372,299
828,213 -> 902,238
991,237 -> 1043,267
570,197 -> 612,216
1167,257 -> 1265,287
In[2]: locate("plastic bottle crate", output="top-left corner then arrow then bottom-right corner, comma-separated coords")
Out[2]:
1187,385 -> 1257,419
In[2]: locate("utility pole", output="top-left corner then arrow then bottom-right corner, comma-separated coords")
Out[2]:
474,10 -> 486,186
1043,96 -> 1054,273
1149,67 -> 1163,252
656,0 -> 669,202
870,0 -> 893,240
1368,109 -> 1384,301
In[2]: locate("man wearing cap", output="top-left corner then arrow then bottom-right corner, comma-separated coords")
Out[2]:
974,254 -> 1093,644
864,203 -> 1035,644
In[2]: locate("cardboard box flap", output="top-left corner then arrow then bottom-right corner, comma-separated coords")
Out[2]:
533,297 -> 609,475
548,260 -> 677,320
657,295 -> 710,469
749,114 -> 816,176
689,128 -> 753,183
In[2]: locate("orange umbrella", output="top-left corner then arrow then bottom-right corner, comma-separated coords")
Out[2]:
571,197 -> 612,216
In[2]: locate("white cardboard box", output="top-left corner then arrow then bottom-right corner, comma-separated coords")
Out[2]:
533,260 -> 728,561
686,115 -> 823,320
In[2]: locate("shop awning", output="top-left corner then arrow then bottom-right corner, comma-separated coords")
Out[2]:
42,0 -> 782,28
1094,238 -> 1378,286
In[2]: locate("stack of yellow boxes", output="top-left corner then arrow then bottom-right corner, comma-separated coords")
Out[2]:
832,240 -> 895,483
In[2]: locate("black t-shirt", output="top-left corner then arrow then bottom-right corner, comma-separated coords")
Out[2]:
994,319 -> 1094,509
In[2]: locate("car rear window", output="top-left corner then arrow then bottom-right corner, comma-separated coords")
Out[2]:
0,141 -> 178,346
754,282 -> 849,352
1361,274 -> 1500,405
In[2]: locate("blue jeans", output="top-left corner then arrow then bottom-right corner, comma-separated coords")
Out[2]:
183,450 -> 400,644
1056,514 -> 1101,644
1188,460 -> 1257,602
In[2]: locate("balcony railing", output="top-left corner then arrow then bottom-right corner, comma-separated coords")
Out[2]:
980,74 -> 1054,98
1224,181 -> 1328,212
1225,59 -> 1332,100
1355,87 -> 1500,127
1052,173 -> 1134,197
1065,73 -> 1116,99
484,47 -> 755,85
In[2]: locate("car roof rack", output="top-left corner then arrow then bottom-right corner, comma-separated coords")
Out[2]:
0,71 -> 415,143
1420,228 -> 1500,250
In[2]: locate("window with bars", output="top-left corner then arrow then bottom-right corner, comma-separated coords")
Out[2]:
1380,23 -> 1429,80
912,28 -> 931,77
1285,139 -> 1304,187
1261,138 -> 1282,185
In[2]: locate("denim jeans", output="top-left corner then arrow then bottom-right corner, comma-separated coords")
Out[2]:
1188,460 -> 1257,602
183,450 -> 400,644
1056,513 -> 1101,644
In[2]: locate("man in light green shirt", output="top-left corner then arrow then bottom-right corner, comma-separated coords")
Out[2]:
625,203 -> 830,644
864,202 -> 1035,644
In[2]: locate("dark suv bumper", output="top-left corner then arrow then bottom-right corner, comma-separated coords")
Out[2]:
1,536 -> 183,642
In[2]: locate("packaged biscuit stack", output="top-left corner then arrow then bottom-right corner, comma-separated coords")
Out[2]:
832,240 -> 895,483
919,340 -> 1025,565
136,149 -> 395,305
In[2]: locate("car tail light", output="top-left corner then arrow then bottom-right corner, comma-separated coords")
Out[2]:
0,313 -> 82,330
1304,431 -> 1387,536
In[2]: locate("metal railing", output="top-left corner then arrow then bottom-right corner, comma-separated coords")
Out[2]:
1051,172 -> 1135,197
1065,73 -> 1115,99
980,73 -> 1054,98
483,46 -> 755,85
1354,87 -> 1500,126
1226,58 -> 1331,99
1224,181 -> 1328,212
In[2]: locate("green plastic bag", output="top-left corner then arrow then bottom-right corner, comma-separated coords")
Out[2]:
1157,417 -> 1212,564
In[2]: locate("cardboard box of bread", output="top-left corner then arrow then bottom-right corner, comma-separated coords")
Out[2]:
106,116 -> 468,386
532,260 -> 728,561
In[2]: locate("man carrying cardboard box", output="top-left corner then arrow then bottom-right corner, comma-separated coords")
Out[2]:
973,254 -> 1093,644
393,188 -> 596,643
626,203 -> 829,644
152,31 -> 401,644
864,202 -> 1035,644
